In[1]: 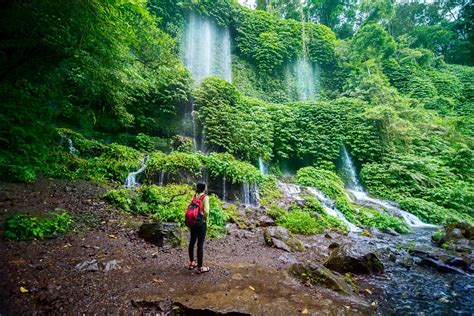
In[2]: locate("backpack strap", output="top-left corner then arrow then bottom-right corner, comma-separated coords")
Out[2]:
198,193 -> 207,201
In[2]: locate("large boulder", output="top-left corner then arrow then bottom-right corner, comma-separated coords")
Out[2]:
290,262 -> 353,295
433,222 -> 473,253
263,226 -> 304,252
138,222 -> 183,247
324,243 -> 384,274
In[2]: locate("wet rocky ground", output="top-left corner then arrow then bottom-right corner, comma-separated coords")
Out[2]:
0,180 -> 472,315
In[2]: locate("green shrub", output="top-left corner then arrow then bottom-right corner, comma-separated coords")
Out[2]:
356,207 -> 410,234
4,211 -> 72,240
170,135 -> 193,152
278,210 -> 321,235
134,133 -> 156,152
104,188 -> 135,213
202,152 -> 261,183
266,204 -> 286,220
398,197 -> 473,225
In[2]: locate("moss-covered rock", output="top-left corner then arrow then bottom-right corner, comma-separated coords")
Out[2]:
290,262 -> 353,295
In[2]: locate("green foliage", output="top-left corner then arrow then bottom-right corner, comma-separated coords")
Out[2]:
104,184 -> 229,237
194,77 -> 273,162
266,204 -> 287,220
4,211 -> 72,240
103,188 -> 135,213
202,153 -> 261,183
301,196 -> 349,233
398,197 -> 473,225
144,150 -> 261,185
278,210 -> 321,235
306,23 -> 337,65
351,24 -> 396,62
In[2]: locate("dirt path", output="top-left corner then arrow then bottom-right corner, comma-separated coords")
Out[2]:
0,180 -> 372,315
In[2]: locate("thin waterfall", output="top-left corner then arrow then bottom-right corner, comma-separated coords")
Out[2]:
242,182 -> 250,206
158,170 -> 165,186
340,146 -> 364,191
125,155 -> 149,189
222,176 -> 227,201
341,146 -> 436,228
67,138 -> 78,155
250,182 -> 260,207
258,157 -> 267,175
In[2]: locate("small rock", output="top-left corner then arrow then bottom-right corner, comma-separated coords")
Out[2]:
381,228 -> 399,236
446,257 -> 468,269
278,254 -> 299,265
271,238 -> 292,252
328,242 -> 340,250
257,215 -> 275,227
104,259 -> 122,272
231,273 -> 243,280
419,258 -> 466,274
75,260 -> 100,272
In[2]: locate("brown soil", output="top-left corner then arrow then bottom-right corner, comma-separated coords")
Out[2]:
0,179 -> 373,315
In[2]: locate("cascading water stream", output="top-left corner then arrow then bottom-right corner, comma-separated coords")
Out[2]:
340,146 -> 436,228
125,155 -> 149,189
307,187 -> 361,232
276,181 -> 359,232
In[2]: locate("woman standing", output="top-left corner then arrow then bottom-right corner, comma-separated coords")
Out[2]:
187,182 -> 210,273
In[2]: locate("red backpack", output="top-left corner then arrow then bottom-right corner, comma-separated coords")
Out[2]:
185,194 -> 206,228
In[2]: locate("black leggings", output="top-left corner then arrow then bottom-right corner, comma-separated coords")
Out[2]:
188,223 -> 206,268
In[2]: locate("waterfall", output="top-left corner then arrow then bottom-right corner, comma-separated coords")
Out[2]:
341,147 -> 436,228
182,12 -> 232,86
293,58 -> 319,102
307,188 -> 361,232
158,170 -> 165,186
181,12 -> 231,152
242,182 -> 250,206
222,176 -> 227,201
340,146 -> 364,191
241,182 -> 260,207
67,138 -> 78,155
125,155 -> 148,189
251,182 -> 260,207
258,157 -> 267,175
